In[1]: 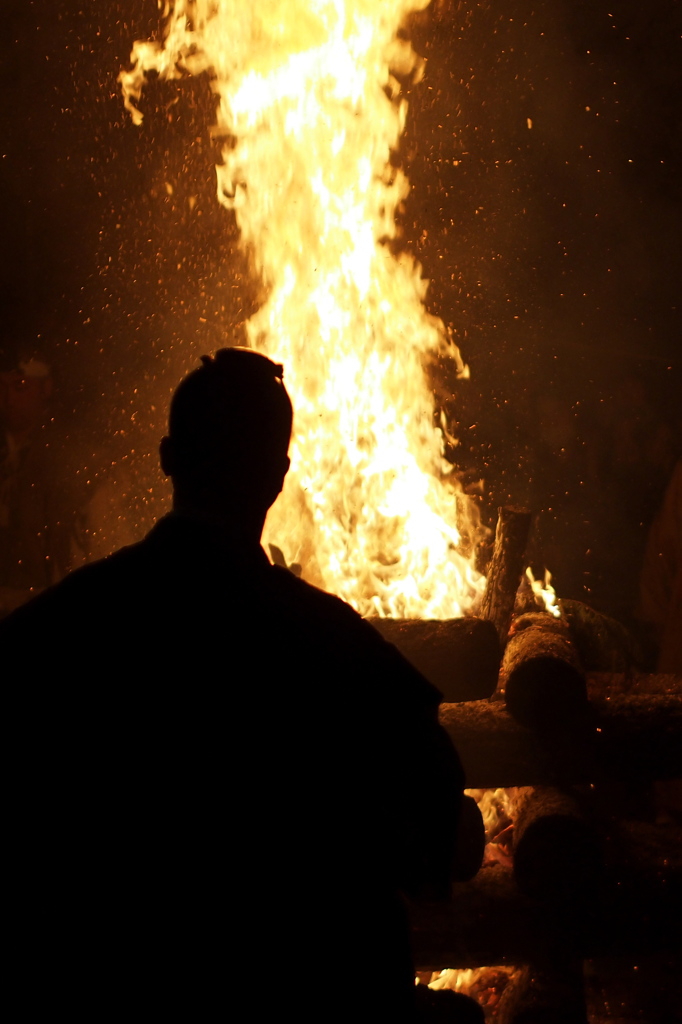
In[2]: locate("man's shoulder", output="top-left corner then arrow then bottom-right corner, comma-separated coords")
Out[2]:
271,563 -> 357,613
270,564 -> 380,641
270,566 -> 441,707
0,538 -> 150,634
68,539 -> 151,585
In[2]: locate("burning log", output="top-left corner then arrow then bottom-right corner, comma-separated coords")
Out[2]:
495,962 -> 588,1024
410,818 -> 682,968
512,787 -> 602,904
480,507 -> 533,644
586,671 -> 682,698
439,692 -> 682,788
368,617 -> 501,702
409,865 -> 552,969
560,599 -> 646,673
502,612 -> 588,731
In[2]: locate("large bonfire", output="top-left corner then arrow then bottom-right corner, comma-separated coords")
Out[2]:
121,0 -> 485,619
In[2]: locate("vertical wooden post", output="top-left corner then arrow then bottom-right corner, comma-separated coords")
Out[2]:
480,506 -> 533,645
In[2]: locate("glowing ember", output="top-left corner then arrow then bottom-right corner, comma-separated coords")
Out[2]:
424,965 -> 520,1013
121,0 -> 486,618
466,787 -> 516,839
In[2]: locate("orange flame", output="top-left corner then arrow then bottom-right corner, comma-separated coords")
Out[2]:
121,1 -> 486,618
525,566 -> 561,618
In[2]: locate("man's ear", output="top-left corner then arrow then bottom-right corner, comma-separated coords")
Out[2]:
159,436 -> 174,478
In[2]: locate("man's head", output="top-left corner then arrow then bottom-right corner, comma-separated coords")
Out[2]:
160,348 -> 292,527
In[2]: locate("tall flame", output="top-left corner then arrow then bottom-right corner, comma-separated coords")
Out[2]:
121,0 -> 486,618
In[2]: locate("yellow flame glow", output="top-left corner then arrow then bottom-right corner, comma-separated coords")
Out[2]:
425,965 -> 521,1006
121,0 -> 486,618
525,566 -> 561,618
465,787 -> 527,839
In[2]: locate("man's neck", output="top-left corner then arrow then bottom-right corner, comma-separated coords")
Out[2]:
170,496 -> 267,547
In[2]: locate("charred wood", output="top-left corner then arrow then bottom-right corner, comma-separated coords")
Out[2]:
480,507 -> 533,644
410,864 -> 544,970
586,671 -> 682,698
584,952 -> 682,1024
368,617 -> 500,702
410,824 -> 682,969
560,599 -> 647,673
602,818 -> 682,883
495,961 -> 588,1024
502,612 -> 588,731
512,787 -> 602,904
590,694 -> 682,785
439,692 -> 682,788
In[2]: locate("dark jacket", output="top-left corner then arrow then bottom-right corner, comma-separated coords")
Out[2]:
3,514 -> 463,1018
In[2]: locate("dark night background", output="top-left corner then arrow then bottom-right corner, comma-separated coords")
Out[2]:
0,0 -> 680,623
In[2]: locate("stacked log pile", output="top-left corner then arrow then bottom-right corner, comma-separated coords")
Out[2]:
411,679 -> 681,979
494,961 -> 589,1024
438,692 -> 682,787
479,507 -> 532,644
410,823 -> 682,968
371,505 -> 682,1017
368,617 -> 500,702
501,612 -> 588,731
510,787 -> 602,904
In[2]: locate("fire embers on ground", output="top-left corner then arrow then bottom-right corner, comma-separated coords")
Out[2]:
416,966 -> 520,1021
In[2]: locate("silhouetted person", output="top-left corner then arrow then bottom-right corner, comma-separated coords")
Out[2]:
4,349 -> 465,1020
